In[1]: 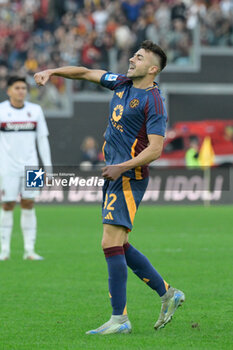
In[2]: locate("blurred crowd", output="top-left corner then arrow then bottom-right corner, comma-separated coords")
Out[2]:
0,0 -> 232,101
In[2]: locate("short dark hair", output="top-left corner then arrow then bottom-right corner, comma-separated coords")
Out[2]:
140,40 -> 167,72
7,76 -> 27,87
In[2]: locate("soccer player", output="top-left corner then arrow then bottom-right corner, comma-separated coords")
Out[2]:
34,40 -> 185,333
0,76 -> 52,260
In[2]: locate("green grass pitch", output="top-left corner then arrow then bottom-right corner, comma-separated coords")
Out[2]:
0,205 -> 232,350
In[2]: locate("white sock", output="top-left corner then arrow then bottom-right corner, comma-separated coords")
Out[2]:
0,209 -> 13,253
20,208 -> 37,253
110,315 -> 129,323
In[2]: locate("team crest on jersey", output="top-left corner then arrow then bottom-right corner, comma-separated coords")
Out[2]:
116,91 -> 124,99
130,98 -> 139,108
27,112 -> 31,118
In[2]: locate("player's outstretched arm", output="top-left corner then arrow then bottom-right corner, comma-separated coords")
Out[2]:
34,67 -> 107,86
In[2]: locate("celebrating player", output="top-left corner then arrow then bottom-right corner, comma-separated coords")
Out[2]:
0,76 -> 52,260
34,40 -> 185,333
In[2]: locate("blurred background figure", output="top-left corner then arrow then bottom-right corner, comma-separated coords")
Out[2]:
185,136 -> 200,168
0,76 -> 52,261
80,136 -> 103,170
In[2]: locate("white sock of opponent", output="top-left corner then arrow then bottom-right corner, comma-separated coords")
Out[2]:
0,209 -> 13,254
21,208 -> 37,253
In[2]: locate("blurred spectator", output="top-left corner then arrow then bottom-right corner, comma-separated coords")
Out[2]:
171,0 -> 187,22
121,0 -> 145,24
155,1 -> 171,35
80,136 -> 103,166
185,136 -> 200,168
24,50 -> 39,74
187,0 -> 207,30
92,3 -> 108,33
81,33 -> 101,67
168,18 -> 192,65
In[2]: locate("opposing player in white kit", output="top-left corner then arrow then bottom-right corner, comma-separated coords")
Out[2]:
0,76 -> 52,260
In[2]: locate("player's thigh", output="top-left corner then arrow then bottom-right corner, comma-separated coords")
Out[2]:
102,176 -> 148,232
130,176 -> 149,209
0,175 -> 21,202
102,223 -> 128,249
102,177 -> 131,229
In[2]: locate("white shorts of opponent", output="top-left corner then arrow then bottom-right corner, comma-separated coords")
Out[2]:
0,175 -> 39,202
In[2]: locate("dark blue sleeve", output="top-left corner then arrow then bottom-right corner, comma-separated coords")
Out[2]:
100,72 -> 131,91
146,92 -> 167,137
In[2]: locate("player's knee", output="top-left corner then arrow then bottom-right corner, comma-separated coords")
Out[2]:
20,199 -> 34,209
2,202 -> 16,211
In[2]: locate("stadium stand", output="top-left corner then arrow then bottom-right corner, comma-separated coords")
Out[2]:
0,0 -> 232,110
0,0 -> 232,82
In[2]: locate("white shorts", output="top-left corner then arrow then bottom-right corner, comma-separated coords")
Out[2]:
0,175 -> 39,202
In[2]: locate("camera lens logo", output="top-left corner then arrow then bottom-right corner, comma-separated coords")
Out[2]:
26,169 -> 45,188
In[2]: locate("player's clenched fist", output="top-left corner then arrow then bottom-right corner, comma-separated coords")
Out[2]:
102,165 -> 125,181
34,70 -> 52,86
